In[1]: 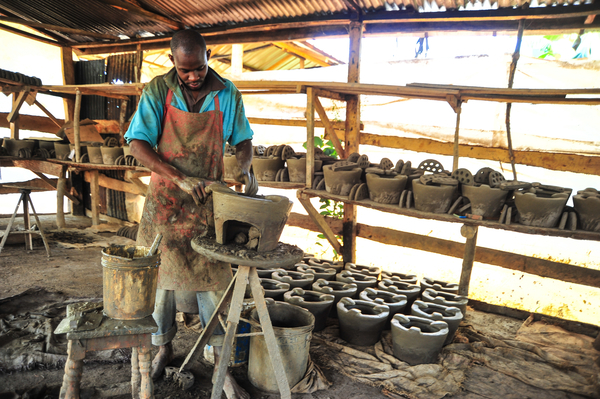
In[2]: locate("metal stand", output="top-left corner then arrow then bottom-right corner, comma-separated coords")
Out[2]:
0,188 -> 51,257
185,237 -> 303,399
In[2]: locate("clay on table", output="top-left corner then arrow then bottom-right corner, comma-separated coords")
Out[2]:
284,288 -> 334,332
366,173 -> 408,204
296,263 -> 336,281
323,165 -> 363,196
514,189 -> 570,227
573,188 -> 600,231
380,272 -> 418,285
312,278 -> 358,317
461,184 -> 508,218
271,269 -> 315,289
259,278 -> 290,301
421,288 -> 468,315
378,279 -> 421,310
337,297 -> 389,346
252,157 -> 285,181
336,270 -> 377,295
390,314 -> 448,365
211,184 -> 292,252
412,180 -> 458,214
420,277 -> 459,294
3,139 -> 36,157
344,263 -> 381,278
286,158 -> 323,183
359,287 -> 407,328
411,300 -> 463,345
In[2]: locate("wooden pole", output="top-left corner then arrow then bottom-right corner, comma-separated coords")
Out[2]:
61,47 -> 76,123
10,93 -> 19,139
342,20 -> 363,263
73,89 -> 82,162
505,21 -> 525,181
90,170 -> 100,226
119,99 -> 129,145
452,105 -> 462,172
231,44 -> 244,78
306,87 -> 315,189
56,166 -> 67,229
459,224 -> 478,297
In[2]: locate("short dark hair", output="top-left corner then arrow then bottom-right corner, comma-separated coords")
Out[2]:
170,30 -> 206,54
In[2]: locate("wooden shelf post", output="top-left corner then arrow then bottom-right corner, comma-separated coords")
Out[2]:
459,224 -> 478,297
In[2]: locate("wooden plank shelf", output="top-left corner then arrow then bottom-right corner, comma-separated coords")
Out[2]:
299,188 -> 600,242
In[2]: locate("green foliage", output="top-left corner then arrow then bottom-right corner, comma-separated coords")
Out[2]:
303,135 -> 338,158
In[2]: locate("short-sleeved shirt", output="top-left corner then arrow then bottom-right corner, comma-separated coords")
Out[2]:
125,67 -> 253,151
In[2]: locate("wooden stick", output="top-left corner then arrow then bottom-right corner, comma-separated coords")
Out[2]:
459,225 -> 478,297
90,170 -> 100,226
314,96 -> 345,158
306,87 -> 315,189
8,89 -> 29,123
33,171 -> 79,204
33,100 -> 62,128
119,99 -> 128,144
297,194 -> 343,254
74,90 -> 82,163
56,167 -> 67,229
452,103 -> 462,172
505,21 -> 525,181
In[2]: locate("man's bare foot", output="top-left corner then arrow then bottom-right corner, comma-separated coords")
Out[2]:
151,342 -> 174,380
214,347 -> 250,399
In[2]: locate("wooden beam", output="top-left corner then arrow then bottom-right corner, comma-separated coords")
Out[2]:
61,47 -> 76,123
33,100 -> 62,128
306,87 -> 316,190
273,42 -> 332,67
297,196 -> 343,254
0,178 -> 58,194
84,171 -> 146,196
97,0 -> 183,30
314,88 -> 347,102
246,117 -> 355,130
360,132 -> 600,176
90,170 -> 100,226
11,159 -> 65,177
231,44 -> 244,77
0,23 -> 64,47
32,171 -> 79,204
267,54 -> 295,71
0,16 -> 119,40
299,41 -> 346,65
7,89 -> 29,123
212,58 -> 258,72
313,96 -> 345,158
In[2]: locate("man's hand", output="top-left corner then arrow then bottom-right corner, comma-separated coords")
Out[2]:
235,169 -> 258,197
174,177 -> 213,205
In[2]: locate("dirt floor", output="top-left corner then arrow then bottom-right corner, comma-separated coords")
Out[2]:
0,215 -> 598,399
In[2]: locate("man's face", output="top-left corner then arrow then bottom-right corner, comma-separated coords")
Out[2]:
169,47 -> 212,91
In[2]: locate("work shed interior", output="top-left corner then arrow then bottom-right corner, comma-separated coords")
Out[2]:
1,0 -> 599,398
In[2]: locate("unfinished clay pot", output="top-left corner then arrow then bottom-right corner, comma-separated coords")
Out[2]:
323,165 -> 363,196
574,189 -> 600,231
211,185 -> 292,252
411,300 -> 463,345
286,158 -> 323,183
514,190 -> 570,227
412,180 -> 458,213
284,288 -> 334,332
378,279 -> 421,310
366,173 -> 408,204
122,145 -> 131,157
252,157 -> 285,181
336,270 -> 377,295
337,297 -> 389,346
461,184 -> 508,218
380,272 -> 418,285
256,268 -> 278,278
422,288 -> 469,315
312,278 -> 358,317
3,139 -> 36,157
391,314 -> 448,365
344,263 -> 381,278
38,140 -> 57,152
54,142 -> 72,160
100,146 -> 123,165
259,278 -> 290,301
359,288 -> 407,328
271,269 -> 315,289
223,154 -> 242,180
307,258 -> 344,273
86,146 -> 103,164
420,277 -> 459,294
296,263 -> 336,281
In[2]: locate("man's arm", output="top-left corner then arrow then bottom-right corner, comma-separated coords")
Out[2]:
130,139 -> 212,204
234,139 -> 257,196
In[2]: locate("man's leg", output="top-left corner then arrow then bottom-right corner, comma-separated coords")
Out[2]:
197,291 -> 250,399
151,289 -> 177,380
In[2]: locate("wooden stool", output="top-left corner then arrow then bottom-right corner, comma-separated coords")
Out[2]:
0,187 -> 51,256
57,315 -> 157,399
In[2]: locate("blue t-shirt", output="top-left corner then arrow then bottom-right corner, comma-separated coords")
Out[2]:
125,68 -> 253,150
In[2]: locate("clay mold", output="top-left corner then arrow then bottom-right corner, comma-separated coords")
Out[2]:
412,180 -> 458,214
421,288 -> 468,315
514,189 -> 570,227
420,277 -> 459,294
344,263 -> 381,278
296,263 -> 336,281
359,288 -> 407,328
411,300 -> 463,345
284,288 -> 334,332
307,257 -> 344,273
337,297 -> 389,346
322,165 -> 363,196
574,189 -> 600,231
286,157 -> 323,183
378,279 -> 421,308
312,278 -> 358,317
336,270 -> 378,295
87,145 -> 104,164
390,314 -> 448,365
380,272 -> 418,285
259,278 -> 290,301
271,269 -> 315,289
100,146 -> 124,165
366,173 -> 408,204
252,157 -> 285,181
461,184 -> 508,218
3,139 -> 36,157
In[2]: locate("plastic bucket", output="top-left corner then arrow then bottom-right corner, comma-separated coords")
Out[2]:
101,245 -> 160,320
248,302 -> 314,392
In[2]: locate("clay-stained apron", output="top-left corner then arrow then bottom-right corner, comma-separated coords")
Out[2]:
137,89 -> 232,292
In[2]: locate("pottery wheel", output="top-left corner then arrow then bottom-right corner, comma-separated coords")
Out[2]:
191,236 -> 303,269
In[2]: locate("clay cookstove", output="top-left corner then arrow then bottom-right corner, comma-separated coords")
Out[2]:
211,185 -> 292,252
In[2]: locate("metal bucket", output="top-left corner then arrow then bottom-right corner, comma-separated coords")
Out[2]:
101,244 -> 160,320
248,301 -> 314,392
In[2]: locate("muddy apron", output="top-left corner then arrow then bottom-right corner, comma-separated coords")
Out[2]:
137,89 -> 232,292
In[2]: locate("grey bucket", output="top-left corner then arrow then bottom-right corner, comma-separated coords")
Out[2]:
248,301 -> 315,392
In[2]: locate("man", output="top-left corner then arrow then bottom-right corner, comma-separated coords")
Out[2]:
125,30 -> 255,399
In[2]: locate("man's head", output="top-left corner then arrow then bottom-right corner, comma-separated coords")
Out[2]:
169,30 -> 212,91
